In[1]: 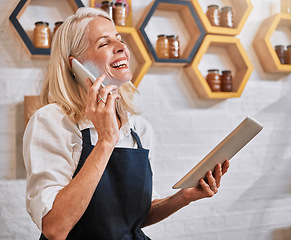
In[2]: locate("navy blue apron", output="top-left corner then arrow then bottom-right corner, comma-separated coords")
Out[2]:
40,128 -> 152,240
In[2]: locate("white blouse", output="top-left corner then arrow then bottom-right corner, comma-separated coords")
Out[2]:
23,103 -> 158,231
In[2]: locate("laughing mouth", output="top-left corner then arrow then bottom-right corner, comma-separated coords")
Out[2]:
111,59 -> 128,68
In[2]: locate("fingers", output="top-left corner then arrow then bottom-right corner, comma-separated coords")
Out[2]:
213,163 -> 222,188
222,159 -> 230,175
206,171 -> 218,194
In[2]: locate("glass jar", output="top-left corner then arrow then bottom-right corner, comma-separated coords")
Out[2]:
101,1 -> 113,19
206,69 -> 221,92
114,2 -> 126,26
167,35 -> 180,58
156,34 -> 169,58
221,6 -> 234,28
281,0 -> 291,14
285,45 -> 291,64
206,5 -> 220,27
221,70 -> 233,92
53,21 -> 63,35
34,21 -> 51,49
275,45 -> 286,64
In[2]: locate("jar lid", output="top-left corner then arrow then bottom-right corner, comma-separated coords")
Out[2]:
208,5 -> 219,8
55,21 -> 63,25
115,2 -> 126,6
157,34 -> 166,38
275,45 -> 284,48
167,35 -> 178,39
35,21 -> 49,26
222,70 -> 231,73
208,69 -> 219,72
221,6 -> 233,10
102,1 -> 110,3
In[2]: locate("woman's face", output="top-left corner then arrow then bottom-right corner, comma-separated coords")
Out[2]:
82,17 -> 132,87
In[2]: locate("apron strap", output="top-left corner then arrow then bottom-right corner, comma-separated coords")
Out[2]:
81,129 -> 91,146
130,128 -> 143,149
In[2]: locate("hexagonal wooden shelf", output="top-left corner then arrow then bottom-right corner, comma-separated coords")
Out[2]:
191,0 -> 253,36
9,0 -> 84,58
185,35 -> 253,99
138,0 -> 206,66
116,26 -> 152,87
253,13 -> 291,73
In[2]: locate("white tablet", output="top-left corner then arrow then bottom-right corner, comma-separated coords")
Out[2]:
172,116 -> 263,189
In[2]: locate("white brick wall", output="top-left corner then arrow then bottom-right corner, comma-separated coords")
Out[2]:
1,0 -> 291,239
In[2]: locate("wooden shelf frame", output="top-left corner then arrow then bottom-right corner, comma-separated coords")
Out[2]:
116,26 -> 152,87
137,0 -> 206,66
185,35 -> 253,99
9,0 -> 84,58
191,0 -> 253,36
253,13 -> 291,73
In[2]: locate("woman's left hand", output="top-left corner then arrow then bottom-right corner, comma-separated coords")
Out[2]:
181,160 -> 230,203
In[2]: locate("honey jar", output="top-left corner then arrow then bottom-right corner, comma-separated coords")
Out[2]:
275,45 -> 286,64
53,21 -> 63,35
221,6 -> 234,28
221,70 -> 233,92
114,2 -> 126,26
167,35 -> 180,58
34,21 -> 51,49
101,1 -> 113,19
286,45 -> 291,64
206,69 -> 221,92
156,34 -> 169,58
206,5 -> 220,27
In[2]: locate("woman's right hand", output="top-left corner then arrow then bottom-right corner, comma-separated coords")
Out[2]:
85,75 -> 121,146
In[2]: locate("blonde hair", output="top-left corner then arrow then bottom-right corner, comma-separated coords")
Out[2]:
39,7 -> 139,123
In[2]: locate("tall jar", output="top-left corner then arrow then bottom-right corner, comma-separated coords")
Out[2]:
221,6 -> 234,28
285,45 -> 291,64
275,45 -> 286,64
206,69 -> 221,92
221,70 -> 233,92
156,34 -> 169,58
53,21 -> 63,35
167,35 -> 180,58
206,5 -> 220,26
101,1 -> 113,19
281,0 -> 291,14
114,2 -> 126,26
34,21 -> 51,49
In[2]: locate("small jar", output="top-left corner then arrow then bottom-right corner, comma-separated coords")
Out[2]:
221,70 -> 233,92
156,34 -> 169,58
53,21 -> 63,35
206,69 -> 221,92
34,21 -> 51,49
281,0 -> 291,14
114,2 -> 126,26
275,45 -> 286,64
206,5 -> 220,27
221,6 -> 234,28
167,35 -> 180,58
285,45 -> 291,64
101,1 -> 113,19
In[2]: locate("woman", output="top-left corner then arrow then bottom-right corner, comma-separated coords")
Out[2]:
23,7 -> 229,240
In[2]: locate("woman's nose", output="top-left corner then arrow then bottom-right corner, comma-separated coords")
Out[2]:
113,40 -> 126,54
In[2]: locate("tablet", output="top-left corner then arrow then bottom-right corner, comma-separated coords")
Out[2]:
172,116 -> 263,189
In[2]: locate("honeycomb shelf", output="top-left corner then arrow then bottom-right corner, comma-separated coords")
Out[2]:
115,26 -> 152,87
9,0 -> 84,58
138,0 -> 205,66
253,13 -> 291,73
191,0 -> 253,36
185,35 -> 253,99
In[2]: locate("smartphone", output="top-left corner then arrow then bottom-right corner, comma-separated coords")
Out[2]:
71,58 -> 106,90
